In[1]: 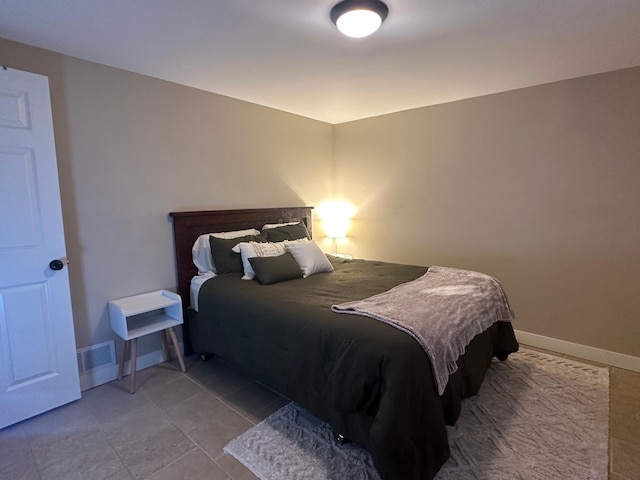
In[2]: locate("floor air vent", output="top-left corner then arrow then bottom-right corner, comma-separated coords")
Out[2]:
77,340 -> 116,375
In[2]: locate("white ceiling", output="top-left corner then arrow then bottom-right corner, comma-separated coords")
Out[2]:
2,0 -> 640,124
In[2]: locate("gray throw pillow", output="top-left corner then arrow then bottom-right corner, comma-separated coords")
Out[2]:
209,234 -> 265,274
248,253 -> 303,285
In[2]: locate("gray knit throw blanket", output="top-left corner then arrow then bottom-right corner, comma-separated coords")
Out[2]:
332,265 -> 515,394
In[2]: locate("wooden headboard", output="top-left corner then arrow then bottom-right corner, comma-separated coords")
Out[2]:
169,206 -> 314,308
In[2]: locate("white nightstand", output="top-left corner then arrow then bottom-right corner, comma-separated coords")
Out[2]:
108,290 -> 186,393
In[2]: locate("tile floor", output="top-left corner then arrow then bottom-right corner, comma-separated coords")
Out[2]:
1,348 -> 639,480
0,355 -> 280,480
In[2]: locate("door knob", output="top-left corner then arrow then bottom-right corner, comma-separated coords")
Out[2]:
49,259 -> 64,271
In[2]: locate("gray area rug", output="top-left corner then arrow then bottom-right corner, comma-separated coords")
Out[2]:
224,349 -> 609,480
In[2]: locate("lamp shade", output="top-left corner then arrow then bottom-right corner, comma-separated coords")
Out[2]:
324,218 -> 350,239
330,0 -> 389,38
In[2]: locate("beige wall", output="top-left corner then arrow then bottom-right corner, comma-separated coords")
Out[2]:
334,67 -> 640,358
2,37 -> 638,361
0,38 -> 334,353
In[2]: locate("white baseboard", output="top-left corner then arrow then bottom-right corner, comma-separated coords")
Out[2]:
515,330 -> 640,372
79,342 -> 184,391
79,364 -> 118,391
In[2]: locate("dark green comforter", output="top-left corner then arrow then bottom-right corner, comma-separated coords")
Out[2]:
192,257 -> 519,480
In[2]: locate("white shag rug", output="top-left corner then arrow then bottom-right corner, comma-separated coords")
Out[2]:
224,349 -> 609,480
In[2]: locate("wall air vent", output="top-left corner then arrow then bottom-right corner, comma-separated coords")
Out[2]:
76,340 -> 116,375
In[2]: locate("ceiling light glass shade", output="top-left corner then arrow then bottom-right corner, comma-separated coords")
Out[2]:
330,0 -> 389,38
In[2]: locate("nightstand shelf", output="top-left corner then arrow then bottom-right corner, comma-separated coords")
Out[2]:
125,314 -> 182,339
108,290 -> 186,393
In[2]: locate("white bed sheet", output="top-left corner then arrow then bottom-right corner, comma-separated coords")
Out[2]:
190,274 -> 214,312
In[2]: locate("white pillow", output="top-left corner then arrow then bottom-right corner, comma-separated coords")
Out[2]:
192,228 -> 260,274
262,221 -> 301,230
233,239 -> 308,280
285,241 -> 334,278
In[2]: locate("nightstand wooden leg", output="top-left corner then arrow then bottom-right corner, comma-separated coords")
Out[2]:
167,327 -> 186,373
129,338 -> 138,394
118,340 -> 129,381
160,330 -> 171,361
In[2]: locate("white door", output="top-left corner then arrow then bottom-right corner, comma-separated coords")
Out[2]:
0,67 -> 80,429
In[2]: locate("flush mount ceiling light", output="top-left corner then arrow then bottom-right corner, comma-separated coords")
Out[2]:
330,0 -> 389,38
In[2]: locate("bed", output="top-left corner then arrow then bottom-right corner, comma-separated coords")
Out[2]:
170,206 -> 519,480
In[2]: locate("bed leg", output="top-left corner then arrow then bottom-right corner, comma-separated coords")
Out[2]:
200,353 -> 213,362
334,433 -> 350,446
